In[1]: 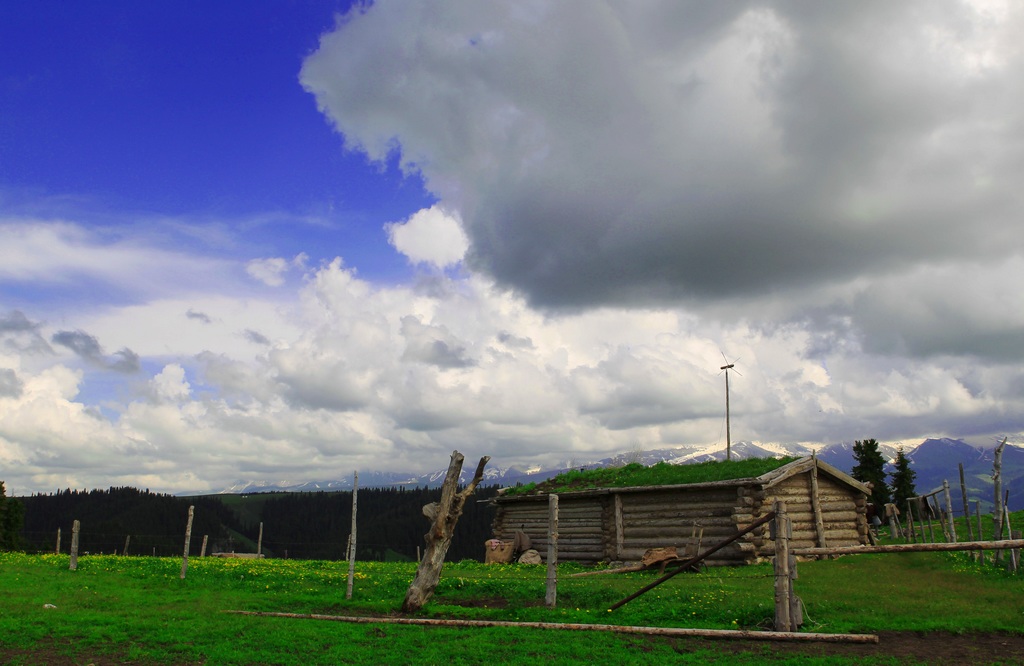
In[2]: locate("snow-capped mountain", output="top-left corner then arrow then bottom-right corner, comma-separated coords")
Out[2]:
211,437 -> 1024,511
814,440 -> 901,472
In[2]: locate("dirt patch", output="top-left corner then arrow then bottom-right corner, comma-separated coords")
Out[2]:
0,644 -> 198,666
669,630 -> 1024,665
5,631 -> 1024,664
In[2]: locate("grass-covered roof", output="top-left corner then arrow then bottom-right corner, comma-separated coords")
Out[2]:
502,456 -> 797,497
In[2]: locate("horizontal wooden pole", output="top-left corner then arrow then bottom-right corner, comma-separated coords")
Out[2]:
793,539 -> 1024,557
225,610 -> 878,644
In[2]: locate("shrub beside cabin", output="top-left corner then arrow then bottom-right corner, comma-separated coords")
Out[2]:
492,456 -> 871,566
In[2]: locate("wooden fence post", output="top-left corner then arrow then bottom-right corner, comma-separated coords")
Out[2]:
773,501 -> 792,632
69,520 -> 80,571
257,522 -> 264,556
975,501 -> 985,565
994,437 -> 1007,540
918,501 -> 929,543
959,464 -> 973,541
1003,492 -> 1015,571
546,494 -> 559,608
123,535 -> 130,556
885,504 -> 900,540
180,505 -> 194,580
55,527 -> 61,555
905,500 -> 915,543
943,481 -> 956,542
925,497 -> 937,542
346,471 -> 358,601
808,457 -> 827,556
201,535 -> 208,557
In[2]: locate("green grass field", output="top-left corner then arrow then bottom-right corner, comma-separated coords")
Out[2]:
1,547 -> 1022,665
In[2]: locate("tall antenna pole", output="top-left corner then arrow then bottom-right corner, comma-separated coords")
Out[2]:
721,363 -> 734,461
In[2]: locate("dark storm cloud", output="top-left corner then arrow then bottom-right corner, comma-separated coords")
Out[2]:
244,329 -> 270,346
0,310 -> 53,354
52,330 -> 104,359
109,348 -> 141,373
303,0 -> 1024,358
52,329 -> 140,373
186,309 -> 212,324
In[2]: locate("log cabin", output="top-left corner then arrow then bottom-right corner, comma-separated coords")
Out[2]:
491,456 -> 870,566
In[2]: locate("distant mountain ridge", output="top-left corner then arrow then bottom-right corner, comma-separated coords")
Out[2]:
213,438 -> 1024,511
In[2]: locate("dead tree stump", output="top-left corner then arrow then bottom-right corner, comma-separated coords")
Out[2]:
401,451 -> 490,613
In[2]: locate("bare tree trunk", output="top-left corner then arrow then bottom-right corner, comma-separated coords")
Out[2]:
401,451 -> 489,613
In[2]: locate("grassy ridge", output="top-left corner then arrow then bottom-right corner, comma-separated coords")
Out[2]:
506,457 -> 797,496
2,542 -> 1023,665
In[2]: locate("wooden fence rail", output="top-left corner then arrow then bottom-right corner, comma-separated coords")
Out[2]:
793,539 -> 1024,558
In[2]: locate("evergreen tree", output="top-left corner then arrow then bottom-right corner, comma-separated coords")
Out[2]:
851,439 -> 891,508
889,447 -> 916,511
0,481 -> 25,550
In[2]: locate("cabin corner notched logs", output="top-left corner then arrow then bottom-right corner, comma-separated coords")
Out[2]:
492,457 -> 870,566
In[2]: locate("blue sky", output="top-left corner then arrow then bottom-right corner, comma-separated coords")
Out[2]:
2,1 -> 429,286
2,1 -> 1024,495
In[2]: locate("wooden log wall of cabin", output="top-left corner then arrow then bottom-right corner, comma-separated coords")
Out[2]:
494,498 -> 607,561
760,474 -> 868,558
731,485 -> 771,564
493,466 -> 868,566
601,494 -> 615,561
618,487 -> 745,564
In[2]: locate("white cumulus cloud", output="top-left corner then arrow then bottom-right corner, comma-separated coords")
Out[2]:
386,205 -> 469,269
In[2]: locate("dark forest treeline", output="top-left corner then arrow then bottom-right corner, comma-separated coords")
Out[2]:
18,485 -> 500,562
19,487 -> 237,556
255,485 -> 499,561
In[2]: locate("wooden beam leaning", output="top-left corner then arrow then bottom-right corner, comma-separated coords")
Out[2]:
608,510 -> 776,611
793,539 -> 1024,557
